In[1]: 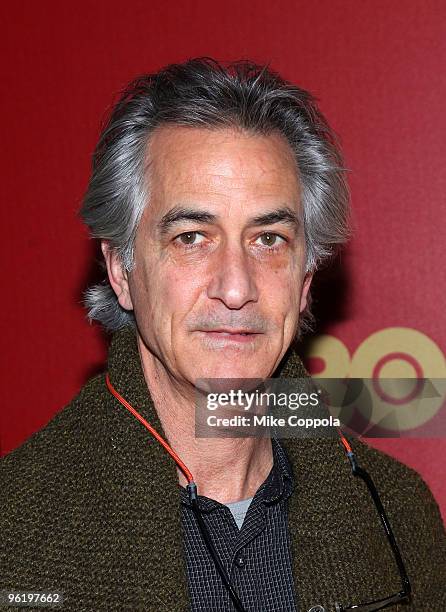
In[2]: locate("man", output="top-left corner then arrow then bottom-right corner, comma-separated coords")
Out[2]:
1,59 -> 445,612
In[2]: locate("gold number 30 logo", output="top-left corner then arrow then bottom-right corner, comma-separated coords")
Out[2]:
304,327 -> 446,431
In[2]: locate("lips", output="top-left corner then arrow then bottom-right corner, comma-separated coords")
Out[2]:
203,328 -> 260,335
198,329 -> 261,344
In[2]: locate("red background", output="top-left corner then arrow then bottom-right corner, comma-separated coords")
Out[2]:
1,1 -> 445,521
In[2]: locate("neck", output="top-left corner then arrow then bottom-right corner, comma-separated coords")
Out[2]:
137,335 -> 273,504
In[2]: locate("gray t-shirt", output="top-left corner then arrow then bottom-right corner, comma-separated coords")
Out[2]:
224,497 -> 254,529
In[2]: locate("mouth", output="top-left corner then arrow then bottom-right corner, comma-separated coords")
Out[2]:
198,329 -> 261,343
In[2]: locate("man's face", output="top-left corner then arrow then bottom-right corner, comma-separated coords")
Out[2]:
108,126 -> 312,387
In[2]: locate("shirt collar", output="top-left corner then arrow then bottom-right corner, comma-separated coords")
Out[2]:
263,437 -> 294,504
179,437 -> 293,510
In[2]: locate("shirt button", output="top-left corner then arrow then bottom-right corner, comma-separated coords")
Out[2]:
234,554 -> 246,568
308,607 -> 325,612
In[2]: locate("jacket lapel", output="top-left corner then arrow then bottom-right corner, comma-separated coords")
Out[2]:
100,326 -> 190,610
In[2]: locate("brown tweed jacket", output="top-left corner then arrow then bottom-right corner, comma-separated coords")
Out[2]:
1,326 -> 445,611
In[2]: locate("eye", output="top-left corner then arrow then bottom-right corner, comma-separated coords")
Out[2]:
255,232 -> 286,248
175,231 -> 206,246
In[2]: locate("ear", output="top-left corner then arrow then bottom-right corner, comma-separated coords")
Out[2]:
299,271 -> 314,313
101,240 -> 134,311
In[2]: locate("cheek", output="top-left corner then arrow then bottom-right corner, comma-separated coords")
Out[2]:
256,258 -> 303,313
154,265 -> 202,329
285,247 -> 307,310
277,277 -> 302,324
129,258 -> 162,322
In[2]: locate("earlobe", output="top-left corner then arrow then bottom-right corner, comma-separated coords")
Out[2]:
101,240 -> 134,311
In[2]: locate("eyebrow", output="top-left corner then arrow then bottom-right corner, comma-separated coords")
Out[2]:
250,208 -> 301,230
157,205 -> 301,235
158,207 -> 216,235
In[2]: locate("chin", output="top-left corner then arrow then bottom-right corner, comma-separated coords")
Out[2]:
187,359 -> 273,386
178,338 -> 280,382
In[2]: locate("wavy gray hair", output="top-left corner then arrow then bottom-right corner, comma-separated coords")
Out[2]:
80,58 -> 350,335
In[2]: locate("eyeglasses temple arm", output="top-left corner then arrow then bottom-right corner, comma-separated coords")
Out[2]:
346,449 -> 412,599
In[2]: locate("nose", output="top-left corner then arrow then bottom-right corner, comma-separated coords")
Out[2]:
206,242 -> 259,309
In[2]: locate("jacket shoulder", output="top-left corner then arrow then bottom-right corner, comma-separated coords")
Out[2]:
0,373 -> 110,594
1,373 -> 106,478
0,372 -> 108,536
352,439 -> 446,609
352,438 -> 442,511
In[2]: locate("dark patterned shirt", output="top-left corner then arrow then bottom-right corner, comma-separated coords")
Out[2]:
179,439 -> 298,611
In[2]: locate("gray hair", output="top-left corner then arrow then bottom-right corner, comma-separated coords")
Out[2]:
80,58 -> 350,335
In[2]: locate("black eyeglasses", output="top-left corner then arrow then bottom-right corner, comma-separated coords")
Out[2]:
335,441 -> 412,612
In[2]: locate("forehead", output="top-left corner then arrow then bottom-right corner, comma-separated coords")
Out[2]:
144,125 -> 301,214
